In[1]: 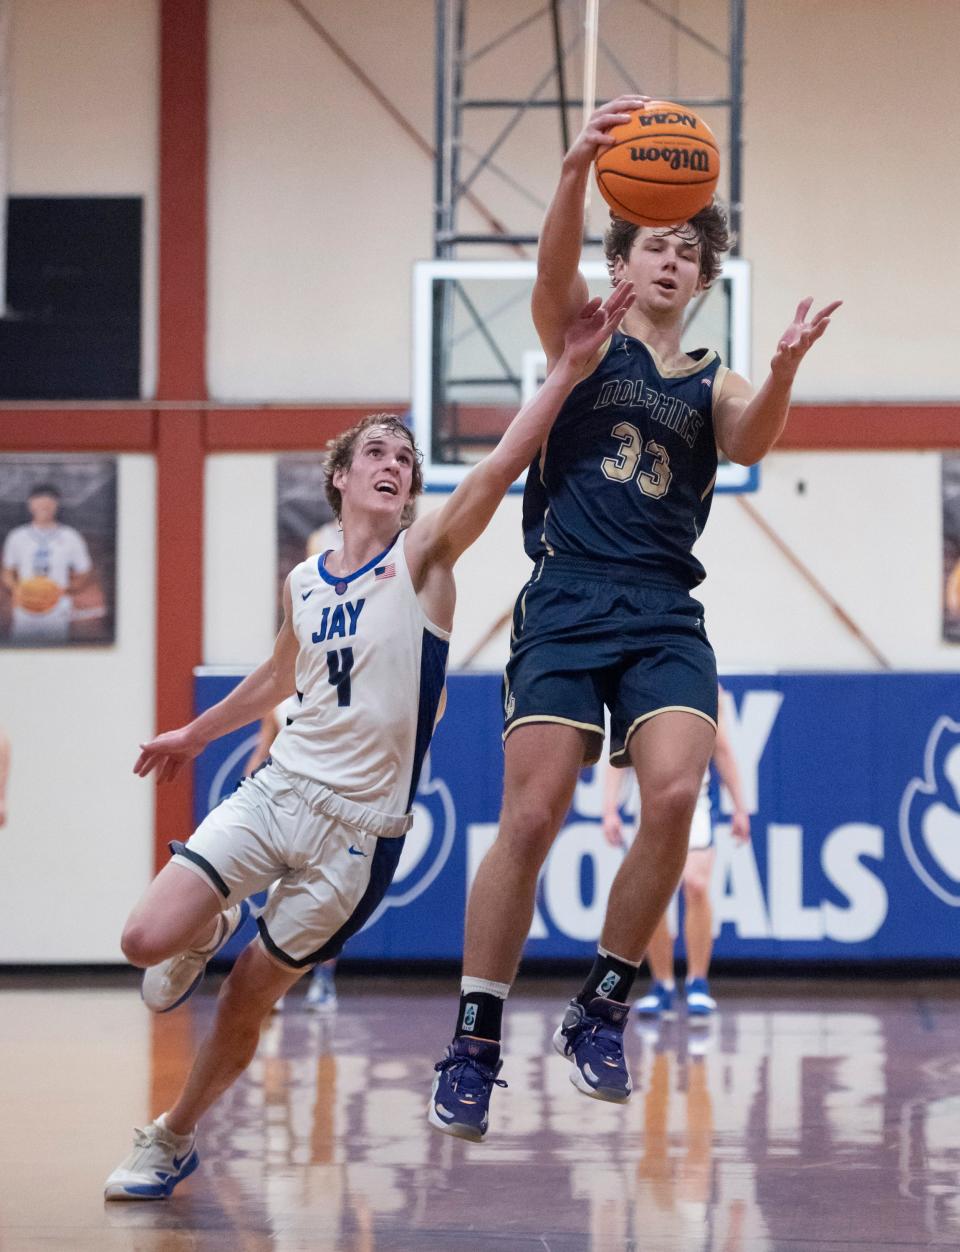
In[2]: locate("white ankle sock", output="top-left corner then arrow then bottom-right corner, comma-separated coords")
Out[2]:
460,976 -> 510,999
155,1111 -> 195,1143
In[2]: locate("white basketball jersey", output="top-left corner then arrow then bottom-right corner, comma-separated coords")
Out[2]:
270,529 -> 450,817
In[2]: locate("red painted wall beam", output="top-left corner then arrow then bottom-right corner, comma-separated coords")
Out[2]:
776,405 -> 960,450
155,0 -> 208,870
5,403 -> 960,454
203,405 -> 407,450
0,410 -> 155,450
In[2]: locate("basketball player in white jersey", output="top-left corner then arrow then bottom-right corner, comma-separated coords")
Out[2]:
603,686 -> 750,1019
103,280 -> 635,1201
1,483 -> 92,642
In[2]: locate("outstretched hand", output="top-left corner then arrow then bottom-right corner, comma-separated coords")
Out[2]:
134,726 -> 205,784
771,297 -> 842,380
568,94 -> 651,167
561,282 -> 636,373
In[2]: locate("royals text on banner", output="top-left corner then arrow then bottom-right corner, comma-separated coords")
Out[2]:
194,671 -> 960,963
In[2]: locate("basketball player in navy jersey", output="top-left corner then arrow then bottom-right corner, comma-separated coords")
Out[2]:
103,281 -> 634,1200
429,96 -> 839,1140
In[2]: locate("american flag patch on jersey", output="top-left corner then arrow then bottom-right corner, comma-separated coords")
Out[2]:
374,563 -> 396,580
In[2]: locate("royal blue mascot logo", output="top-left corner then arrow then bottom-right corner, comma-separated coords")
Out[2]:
900,717 -> 960,907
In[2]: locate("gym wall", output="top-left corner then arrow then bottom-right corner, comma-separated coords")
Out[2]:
1,0 -> 957,961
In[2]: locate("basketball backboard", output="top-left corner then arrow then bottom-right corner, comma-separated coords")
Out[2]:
411,257 -> 756,493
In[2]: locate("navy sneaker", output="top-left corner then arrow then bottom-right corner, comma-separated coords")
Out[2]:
685,977 -> 717,1020
552,997 -> 632,1103
634,980 -> 676,1020
428,1038 -> 507,1142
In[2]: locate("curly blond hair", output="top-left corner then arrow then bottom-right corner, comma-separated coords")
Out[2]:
604,198 -> 732,288
323,414 -> 423,527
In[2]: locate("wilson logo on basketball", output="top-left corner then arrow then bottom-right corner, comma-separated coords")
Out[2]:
637,109 -> 700,129
628,146 -> 712,173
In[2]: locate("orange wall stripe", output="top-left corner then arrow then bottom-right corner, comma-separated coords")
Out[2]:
155,0 -> 208,870
203,406 -> 407,451
779,405 -> 960,450
3,403 -> 959,456
154,411 -> 205,866
0,410 -> 155,450
158,0 -> 207,403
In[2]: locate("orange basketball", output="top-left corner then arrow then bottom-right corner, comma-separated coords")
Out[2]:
594,101 -> 720,227
17,575 -> 63,614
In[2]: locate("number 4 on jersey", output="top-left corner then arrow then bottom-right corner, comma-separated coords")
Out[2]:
326,647 -> 354,707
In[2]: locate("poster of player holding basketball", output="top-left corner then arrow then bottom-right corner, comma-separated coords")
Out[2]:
276,454 -> 338,598
0,455 -> 116,646
941,455 -> 960,643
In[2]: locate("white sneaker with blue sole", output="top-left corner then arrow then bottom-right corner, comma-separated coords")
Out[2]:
104,1118 -> 199,1200
305,965 -> 338,1014
685,976 -> 717,1019
141,899 -> 250,1013
634,981 -> 676,1020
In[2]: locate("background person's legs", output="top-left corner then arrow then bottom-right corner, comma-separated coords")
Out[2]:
600,712 -> 716,963
645,912 -> 676,985
634,909 -> 679,1018
682,849 -> 716,981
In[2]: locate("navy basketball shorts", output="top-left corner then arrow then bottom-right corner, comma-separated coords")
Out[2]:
503,555 -> 718,767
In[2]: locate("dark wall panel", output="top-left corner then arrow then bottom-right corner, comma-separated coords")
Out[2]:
0,197 -> 142,400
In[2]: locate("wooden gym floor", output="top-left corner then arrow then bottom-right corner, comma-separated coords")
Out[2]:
1,973 -> 958,1251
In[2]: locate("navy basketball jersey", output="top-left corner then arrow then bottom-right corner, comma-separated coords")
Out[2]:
523,331 -> 727,586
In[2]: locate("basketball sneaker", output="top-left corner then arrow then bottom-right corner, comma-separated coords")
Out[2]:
428,1037 -> 507,1142
141,900 -> 250,1013
103,1117 -> 199,1200
685,977 -> 717,1019
634,980 -> 676,1020
304,964 -> 338,1014
552,997 -> 632,1103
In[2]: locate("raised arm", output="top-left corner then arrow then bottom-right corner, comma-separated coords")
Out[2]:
406,283 -> 634,581
532,95 -> 649,364
714,297 -> 841,465
134,577 -> 300,783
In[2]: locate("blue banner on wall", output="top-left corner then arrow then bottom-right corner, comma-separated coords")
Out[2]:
194,670 -> 960,962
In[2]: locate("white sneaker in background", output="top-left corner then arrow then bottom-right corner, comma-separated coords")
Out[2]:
305,965 -> 338,1014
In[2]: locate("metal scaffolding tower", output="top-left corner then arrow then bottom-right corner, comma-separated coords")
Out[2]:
433,0 -> 746,255
425,0 -> 747,472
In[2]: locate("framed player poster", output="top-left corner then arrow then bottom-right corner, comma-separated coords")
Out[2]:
942,454 -> 960,643
0,455 -> 117,646
276,455 -> 338,619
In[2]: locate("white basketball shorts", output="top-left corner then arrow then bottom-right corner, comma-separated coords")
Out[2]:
687,791 -> 714,852
170,760 -> 411,968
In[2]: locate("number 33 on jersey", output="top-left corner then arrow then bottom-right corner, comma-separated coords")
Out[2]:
522,329 -> 728,588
